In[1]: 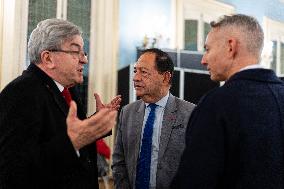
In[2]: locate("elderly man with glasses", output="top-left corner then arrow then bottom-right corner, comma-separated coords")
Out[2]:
0,18 -> 121,189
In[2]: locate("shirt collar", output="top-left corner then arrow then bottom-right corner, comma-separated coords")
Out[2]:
53,80 -> 64,92
145,91 -> 169,108
240,64 -> 265,72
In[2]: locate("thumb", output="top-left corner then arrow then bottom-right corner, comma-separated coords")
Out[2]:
67,100 -> 78,121
94,92 -> 103,110
94,93 -> 102,104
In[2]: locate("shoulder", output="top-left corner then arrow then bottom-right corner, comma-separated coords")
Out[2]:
174,96 -> 196,108
121,99 -> 144,112
1,72 -> 41,98
192,84 -> 239,116
0,73 -> 43,113
168,94 -> 196,112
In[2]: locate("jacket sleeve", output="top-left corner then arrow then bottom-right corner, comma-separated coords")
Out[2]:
111,108 -> 131,189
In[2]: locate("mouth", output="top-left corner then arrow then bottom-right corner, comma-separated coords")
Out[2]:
134,84 -> 143,90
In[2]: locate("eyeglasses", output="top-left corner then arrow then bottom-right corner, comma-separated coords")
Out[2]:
49,49 -> 88,59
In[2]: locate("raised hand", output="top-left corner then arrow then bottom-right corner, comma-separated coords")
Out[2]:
94,93 -> 122,111
66,101 -> 117,150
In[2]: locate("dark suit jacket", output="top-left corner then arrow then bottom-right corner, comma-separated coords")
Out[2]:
0,64 -> 99,189
172,69 -> 284,189
112,94 -> 195,189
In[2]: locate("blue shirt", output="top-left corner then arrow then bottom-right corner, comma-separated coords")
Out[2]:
140,92 -> 169,189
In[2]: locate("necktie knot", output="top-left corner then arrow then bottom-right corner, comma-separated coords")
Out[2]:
61,87 -> 72,106
148,103 -> 157,111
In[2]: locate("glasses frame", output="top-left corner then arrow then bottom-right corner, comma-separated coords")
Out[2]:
48,49 -> 88,59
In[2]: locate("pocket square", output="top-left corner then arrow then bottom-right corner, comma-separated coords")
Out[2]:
166,115 -> 176,121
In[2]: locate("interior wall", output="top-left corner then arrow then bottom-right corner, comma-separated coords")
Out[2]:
219,0 -> 284,22
119,0 -> 172,69
0,0 -> 3,85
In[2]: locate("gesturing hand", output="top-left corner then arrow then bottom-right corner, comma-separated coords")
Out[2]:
94,93 -> 122,111
66,101 -> 117,150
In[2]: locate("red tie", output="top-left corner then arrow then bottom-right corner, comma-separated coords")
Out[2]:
61,87 -> 72,106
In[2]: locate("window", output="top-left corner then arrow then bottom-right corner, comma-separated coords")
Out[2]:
204,22 -> 210,42
281,42 -> 284,73
184,20 -> 198,51
28,0 -> 56,36
180,0 -> 234,52
67,0 -> 91,112
271,41 -> 277,71
184,20 -> 210,51
263,17 -> 284,76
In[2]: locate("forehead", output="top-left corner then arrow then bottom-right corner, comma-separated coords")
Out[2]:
135,53 -> 156,69
206,28 -> 225,45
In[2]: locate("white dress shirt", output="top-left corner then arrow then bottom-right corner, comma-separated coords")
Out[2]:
140,92 -> 169,189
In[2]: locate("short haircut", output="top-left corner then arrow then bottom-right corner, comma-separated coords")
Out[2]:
210,14 -> 264,56
28,18 -> 82,64
140,48 -> 174,84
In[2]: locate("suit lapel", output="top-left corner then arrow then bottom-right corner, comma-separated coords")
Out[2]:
27,64 -> 69,116
45,84 -> 69,116
132,101 -> 145,183
158,94 -> 177,161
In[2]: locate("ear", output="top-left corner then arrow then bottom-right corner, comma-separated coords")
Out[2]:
40,50 -> 56,69
227,37 -> 238,58
163,71 -> 172,84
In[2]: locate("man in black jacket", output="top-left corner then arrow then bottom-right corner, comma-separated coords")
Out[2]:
172,14 -> 284,188
0,18 -> 118,189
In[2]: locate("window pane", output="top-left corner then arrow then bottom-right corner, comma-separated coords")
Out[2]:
27,0 -> 57,66
184,20 -> 198,51
204,22 -> 210,42
281,42 -> 284,74
67,0 -> 91,112
28,0 -> 57,36
271,41 -> 277,72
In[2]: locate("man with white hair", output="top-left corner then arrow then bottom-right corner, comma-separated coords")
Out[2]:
0,18 -> 120,189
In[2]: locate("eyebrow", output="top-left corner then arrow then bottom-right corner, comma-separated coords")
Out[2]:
134,65 -> 149,70
70,43 -> 82,50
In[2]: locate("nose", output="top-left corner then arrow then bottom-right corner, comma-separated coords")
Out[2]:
201,54 -> 207,66
133,72 -> 141,82
80,55 -> 88,64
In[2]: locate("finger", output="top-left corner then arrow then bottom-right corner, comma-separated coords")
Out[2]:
112,105 -> 120,111
94,93 -> 102,104
110,96 -> 122,110
67,100 -> 78,121
111,95 -> 122,104
94,93 -> 105,111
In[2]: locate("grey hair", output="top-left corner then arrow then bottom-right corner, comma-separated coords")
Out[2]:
28,18 -> 82,64
210,14 -> 264,56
